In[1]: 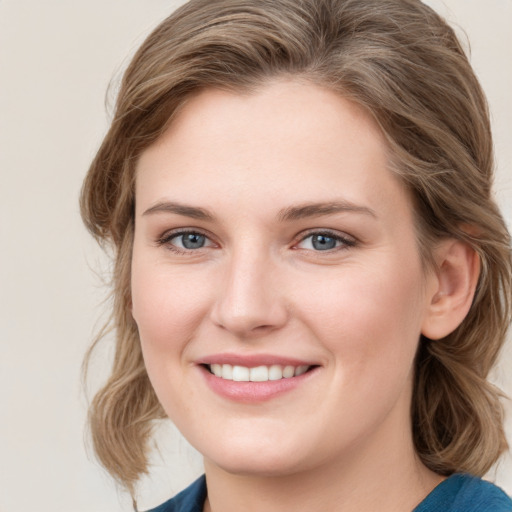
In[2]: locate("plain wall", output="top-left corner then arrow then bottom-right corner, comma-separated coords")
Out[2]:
0,1 -> 510,511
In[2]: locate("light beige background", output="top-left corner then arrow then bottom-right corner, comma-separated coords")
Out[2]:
0,1 -> 510,511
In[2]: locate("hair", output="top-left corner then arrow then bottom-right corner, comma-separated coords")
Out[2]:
81,0 -> 512,498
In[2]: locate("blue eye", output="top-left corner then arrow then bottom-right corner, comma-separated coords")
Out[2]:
179,233 -> 206,249
297,232 -> 354,251
161,231 -> 213,251
311,234 -> 337,250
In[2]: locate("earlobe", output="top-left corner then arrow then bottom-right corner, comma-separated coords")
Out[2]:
421,239 -> 480,340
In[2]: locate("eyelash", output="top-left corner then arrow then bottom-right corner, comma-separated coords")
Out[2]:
156,229 -> 357,255
156,229 -> 215,255
294,230 -> 356,252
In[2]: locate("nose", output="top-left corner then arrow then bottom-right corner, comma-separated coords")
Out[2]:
210,247 -> 288,338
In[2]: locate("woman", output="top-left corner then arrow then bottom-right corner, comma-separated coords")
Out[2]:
81,0 -> 512,510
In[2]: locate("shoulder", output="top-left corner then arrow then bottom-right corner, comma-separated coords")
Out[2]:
452,474 -> 512,511
414,473 -> 512,512
145,475 -> 207,512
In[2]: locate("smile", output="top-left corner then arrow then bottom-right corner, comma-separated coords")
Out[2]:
207,364 -> 311,382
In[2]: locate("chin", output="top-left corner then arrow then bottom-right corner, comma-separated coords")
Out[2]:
206,452 -> 306,478
200,433 -> 313,477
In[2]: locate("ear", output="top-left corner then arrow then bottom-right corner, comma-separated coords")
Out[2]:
421,239 -> 480,340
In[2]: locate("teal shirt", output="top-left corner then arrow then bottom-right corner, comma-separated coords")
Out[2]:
147,473 -> 512,512
413,474 -> 511,512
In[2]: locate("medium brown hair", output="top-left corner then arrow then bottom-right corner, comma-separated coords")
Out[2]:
81,0 -> 512,496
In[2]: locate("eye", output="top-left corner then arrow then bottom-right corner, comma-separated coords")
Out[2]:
296,232 -> 355,251
158,230 -> 215,252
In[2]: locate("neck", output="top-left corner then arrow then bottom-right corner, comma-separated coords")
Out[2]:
202,409 -> 443,512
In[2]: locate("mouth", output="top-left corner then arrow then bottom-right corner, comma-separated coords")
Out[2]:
198,356 -> 320,402
203,363 -> 316,382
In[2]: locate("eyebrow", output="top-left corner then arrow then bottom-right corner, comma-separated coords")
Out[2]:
142,200 -> 376,222
142,201 -> 214,221
277,201 -> 376,221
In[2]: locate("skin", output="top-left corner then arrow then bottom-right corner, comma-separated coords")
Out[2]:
131,80 -> 477,511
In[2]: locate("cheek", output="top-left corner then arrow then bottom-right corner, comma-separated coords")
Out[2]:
131,259 -> 210,346
295,259 -> 426,374
129,256 -> 217,412
130,259 -> 216,420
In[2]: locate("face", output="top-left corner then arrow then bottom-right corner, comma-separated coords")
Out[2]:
131,81 -> 437,478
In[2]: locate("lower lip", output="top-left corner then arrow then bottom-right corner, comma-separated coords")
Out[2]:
199,366 -> 318,403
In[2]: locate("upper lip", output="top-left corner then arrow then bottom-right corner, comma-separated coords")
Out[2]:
197,353 -> 318,368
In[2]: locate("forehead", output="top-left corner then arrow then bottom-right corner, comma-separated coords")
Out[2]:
135,80 -> 410,222
141,80 -> 386,165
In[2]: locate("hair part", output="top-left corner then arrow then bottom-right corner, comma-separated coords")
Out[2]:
81,0 -> 511,495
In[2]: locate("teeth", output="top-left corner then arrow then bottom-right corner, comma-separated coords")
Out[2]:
222,364 -> 233,380
249,365 -> 269,382
294,365 -> 309,376
208,363 -> 311,381
232,365 -> 250,381
268,365 -> 283,380
283,365 -> 295,378
211,364 -> 222,377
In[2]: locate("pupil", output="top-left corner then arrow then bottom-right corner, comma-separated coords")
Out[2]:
312,234 -> 336,250
182,233 -> 205,249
